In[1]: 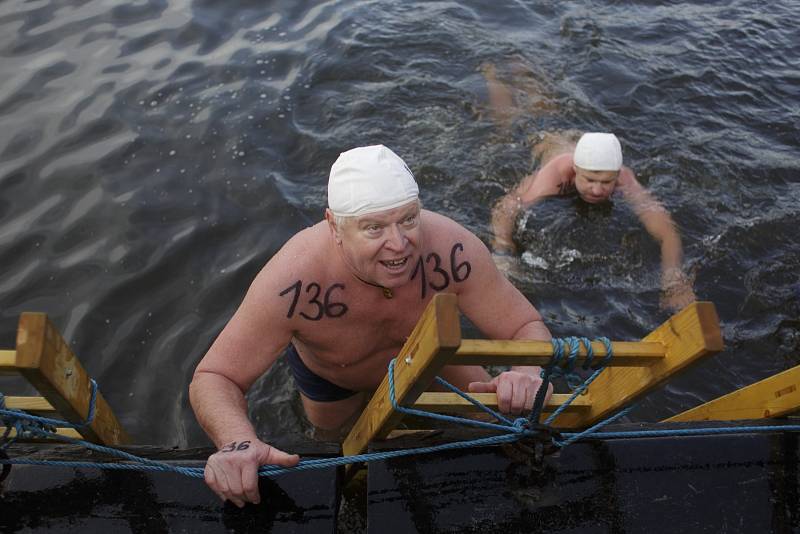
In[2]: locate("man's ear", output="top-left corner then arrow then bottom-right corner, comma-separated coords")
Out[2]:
325,209 -> 340,243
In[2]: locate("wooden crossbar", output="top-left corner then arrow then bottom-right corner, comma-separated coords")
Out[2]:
0,349 -> 17,374
665,365 -> 800,422
2,396 -> 81,438
452,340 -> 665,366
414,392 -> 591,414
4,396 -> 58,416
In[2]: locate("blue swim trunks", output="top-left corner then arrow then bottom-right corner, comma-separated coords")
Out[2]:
285,344 -> 359,402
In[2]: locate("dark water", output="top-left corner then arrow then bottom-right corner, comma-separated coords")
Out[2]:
1,0 -> 798,448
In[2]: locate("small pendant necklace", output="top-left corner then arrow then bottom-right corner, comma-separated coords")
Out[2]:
354,274 -> 393,299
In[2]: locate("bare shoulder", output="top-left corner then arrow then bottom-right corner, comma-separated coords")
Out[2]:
419,210 -> 494,291
269,221 -> 331,272
421,210 -> 488,253
519,152 -> 575,201
247,221 -> 334,307
419,211 -> 541,338
549,152 -> 575,170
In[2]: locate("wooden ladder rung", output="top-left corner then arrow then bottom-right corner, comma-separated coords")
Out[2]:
414,392 -> 591,414
0,349 -> 17,375
4,396 -> 58,416
1,396 -> 81,441
452,340 -> 666,367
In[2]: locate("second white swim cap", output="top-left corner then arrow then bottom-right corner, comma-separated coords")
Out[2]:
573,133 -> 623,171
328,145 -> 419,217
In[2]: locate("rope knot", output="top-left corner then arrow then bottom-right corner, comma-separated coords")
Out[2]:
512,418 -> 529,432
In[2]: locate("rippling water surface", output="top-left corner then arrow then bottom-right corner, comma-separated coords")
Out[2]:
1,0 -> 798,448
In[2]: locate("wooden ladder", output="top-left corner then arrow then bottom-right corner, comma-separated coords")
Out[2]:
1,313 -> 129,445
343,293 -> 724,457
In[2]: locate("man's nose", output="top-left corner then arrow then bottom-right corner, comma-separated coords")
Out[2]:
385,224 -> 407,250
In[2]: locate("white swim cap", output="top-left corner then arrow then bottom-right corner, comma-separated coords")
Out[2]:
573,133 -> 623,171
328,145 -> 419,217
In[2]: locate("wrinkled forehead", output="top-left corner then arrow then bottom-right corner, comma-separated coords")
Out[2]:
353,199 -> 420,225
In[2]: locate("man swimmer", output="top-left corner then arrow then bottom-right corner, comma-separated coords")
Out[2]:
190,144 -> 553,507
491,132 -> 696,311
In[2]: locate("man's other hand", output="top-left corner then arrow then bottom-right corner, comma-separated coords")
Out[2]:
468,370 -> 553,415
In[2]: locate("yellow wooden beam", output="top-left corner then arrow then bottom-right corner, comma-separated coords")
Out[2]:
4,396 -> 57,415
548,301 -> 723,429
0,349 -> 18,375
452,339 -> 665,367
342,293 -> 461,457
15,313 -> 130,445
413,392 -> 591,414
665,365 -> 800,422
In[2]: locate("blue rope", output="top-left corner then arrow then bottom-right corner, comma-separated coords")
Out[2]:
528,338 -> 564,423
544,338 -> 612,426
433,375 -> 516,427
564,424 -> 800,440
1,380 -> 98,449
3,339 -> 800,482
386,359 -> 529,433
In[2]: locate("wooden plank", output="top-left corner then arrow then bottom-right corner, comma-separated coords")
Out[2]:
4,396 -> 57,416
413,392 -> 591,414
665,365 -> 800,422
453,340 -> 665,366
547,301 -> 724,429
0,349 -> 18,375
1,427 -> 82,440
15,313 -> 130,445
342,293 -> 461,457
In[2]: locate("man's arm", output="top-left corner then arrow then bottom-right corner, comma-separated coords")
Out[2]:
490,153 -> 574,254
441,227 -> 553,414
618,169 -> 696,311
189,258 -> 301,507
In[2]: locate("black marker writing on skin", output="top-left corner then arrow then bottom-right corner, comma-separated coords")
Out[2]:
411,243 -> 472,299
220,441 -> 251,452
279,281 -> 348,320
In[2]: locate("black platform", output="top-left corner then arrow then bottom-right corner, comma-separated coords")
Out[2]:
367,423 -> 800,533
0,441 -> 341,533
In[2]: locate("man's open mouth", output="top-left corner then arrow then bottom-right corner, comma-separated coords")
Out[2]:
380,257 -> 408,269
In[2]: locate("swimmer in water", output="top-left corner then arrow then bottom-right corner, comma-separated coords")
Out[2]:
490,131 -> 696,312
190,144 -> 553,508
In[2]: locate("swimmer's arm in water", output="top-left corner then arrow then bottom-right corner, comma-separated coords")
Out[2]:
618,170 -> 697,311
490,154 -> 575,254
